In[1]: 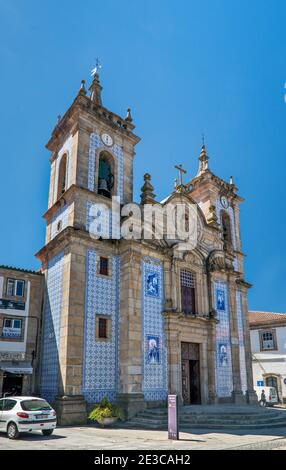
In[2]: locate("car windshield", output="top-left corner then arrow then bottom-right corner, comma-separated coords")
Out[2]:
20,399 -> 52,411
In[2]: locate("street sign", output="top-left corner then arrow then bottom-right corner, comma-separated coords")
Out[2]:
257,380 -> 264,386
168,394 -> 179,440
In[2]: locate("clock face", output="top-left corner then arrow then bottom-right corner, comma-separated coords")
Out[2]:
220,195 -> 229,209
101,133 -> 113,147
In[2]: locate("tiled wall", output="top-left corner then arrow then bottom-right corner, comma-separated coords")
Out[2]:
50,204 -> 70,240
40,252 -> 64,402
88,133 -> 124,201
214,280 -> 233,397
236,290 -> 247,393
141,257 -> 168,401
86,201 -> 121,240
82,249 -> 120,403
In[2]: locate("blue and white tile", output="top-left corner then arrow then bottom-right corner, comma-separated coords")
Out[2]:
214,280 -> 233,398
40,252 -> 64,402
142,258 -> 168,401
82,250 -> 120,403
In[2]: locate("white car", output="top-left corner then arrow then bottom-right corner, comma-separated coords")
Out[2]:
0,396 -> 57,439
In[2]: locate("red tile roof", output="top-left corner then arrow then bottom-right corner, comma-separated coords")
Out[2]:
249,311 -> 286,327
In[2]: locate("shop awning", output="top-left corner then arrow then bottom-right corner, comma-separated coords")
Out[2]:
0,367 -> 33,375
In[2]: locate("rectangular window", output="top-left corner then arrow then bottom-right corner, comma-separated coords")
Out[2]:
99,257 -> 109,276
2,318 -> 22,338
6,279 -> 25,297
98,318 -> 108,339
260,330 -> 276,351
180,270 -> 196,315
7,279 -> 15,297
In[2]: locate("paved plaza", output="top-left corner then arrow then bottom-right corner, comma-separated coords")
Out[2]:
1,424 -> 286,451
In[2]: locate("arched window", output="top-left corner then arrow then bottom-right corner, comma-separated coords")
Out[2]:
57,154 -> 67,199
97,151 -> 114,198
221,211 -> 232,247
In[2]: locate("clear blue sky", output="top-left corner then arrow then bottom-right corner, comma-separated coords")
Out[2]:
0,0 -> 285,312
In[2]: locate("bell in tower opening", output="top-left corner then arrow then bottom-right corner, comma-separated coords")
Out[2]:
98,152 -> 114,198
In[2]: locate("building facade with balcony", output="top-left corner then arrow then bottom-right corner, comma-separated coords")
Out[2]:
0,266 -> 43,397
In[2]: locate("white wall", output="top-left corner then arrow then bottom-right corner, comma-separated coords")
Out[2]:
251,326 -> 286,400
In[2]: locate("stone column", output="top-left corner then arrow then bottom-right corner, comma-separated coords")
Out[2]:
241,287 -> 257,404
206,271 -> 217,403
164,314 -> 181,400
116,245 -> 146,418
207,320 -> 217,403
228,276 -> 245,404
171,257 -> 179,311
55,241 -> 87,425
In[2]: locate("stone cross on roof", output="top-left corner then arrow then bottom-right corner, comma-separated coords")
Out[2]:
175,164 -> 187,191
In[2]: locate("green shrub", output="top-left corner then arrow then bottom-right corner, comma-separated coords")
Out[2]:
88,397 -> 124,422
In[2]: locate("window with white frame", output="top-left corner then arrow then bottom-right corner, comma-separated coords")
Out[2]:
6,278 -> 25,297
260,330 -> 277,351
2,318 -> 22,338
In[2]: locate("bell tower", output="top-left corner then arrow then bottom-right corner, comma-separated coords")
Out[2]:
188,144 -> 256,404
36,67 -> 140,424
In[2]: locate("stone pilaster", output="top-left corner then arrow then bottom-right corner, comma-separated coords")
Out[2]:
55,241 -> 87,424
228,276 -> 245,404
241,287 -> 258,404
116,245 -> 145,418
207,320 -> 217,403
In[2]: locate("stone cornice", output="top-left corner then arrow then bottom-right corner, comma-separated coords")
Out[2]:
46,94 -> 140,153
236,278 -> 252,289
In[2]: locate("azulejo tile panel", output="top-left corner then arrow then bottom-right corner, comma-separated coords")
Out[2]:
88,133 -> 124,201
40,252 -> 64,403
214,280 -> 233,398
82,250 -> 120,403
236,290 -> 247,393
142,258 -> 168,401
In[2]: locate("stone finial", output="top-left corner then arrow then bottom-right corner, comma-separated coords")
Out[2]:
140,173 -> 156,204
196,144 -> 210,176
89,68 -> 103,106
125,108 -> 133,122
79,79 -> 87,96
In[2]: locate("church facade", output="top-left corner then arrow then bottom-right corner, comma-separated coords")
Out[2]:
36,70 -> 257,424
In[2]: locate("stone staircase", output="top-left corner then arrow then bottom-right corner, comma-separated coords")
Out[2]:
123,405 -> 286,431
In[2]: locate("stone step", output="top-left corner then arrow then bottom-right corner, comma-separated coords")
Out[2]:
137,412 -> 284,422
129,416 -> 286,427
126,407 -> 286,431
125,420 -> 286,431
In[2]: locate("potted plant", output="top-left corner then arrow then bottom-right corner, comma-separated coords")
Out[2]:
88,397 -> 124,427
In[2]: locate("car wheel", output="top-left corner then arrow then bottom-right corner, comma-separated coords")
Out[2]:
7,422 -> 19,440
42,429 -> 54,436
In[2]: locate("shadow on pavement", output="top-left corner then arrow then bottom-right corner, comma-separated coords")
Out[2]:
0,432 -> 66,442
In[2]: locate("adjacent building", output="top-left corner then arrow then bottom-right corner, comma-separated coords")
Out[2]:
35,69 -> 257,425
249,311 -> 286,404
0,266 -> 43,397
